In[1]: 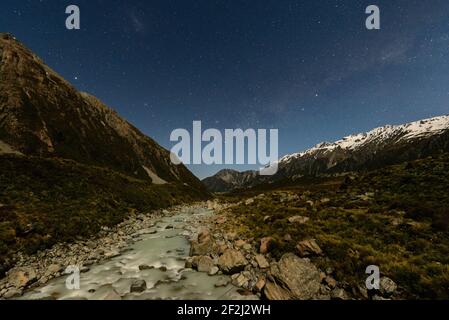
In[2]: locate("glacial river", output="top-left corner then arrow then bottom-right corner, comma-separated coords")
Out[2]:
20,208 -> 245,300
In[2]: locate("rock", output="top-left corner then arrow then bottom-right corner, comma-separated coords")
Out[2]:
130,279 -> 147,293
215,277 -> 230,288
288,216 -> 310,224
324,276 -> 337,289
3,288 -> 22,299
264,253 -> 323,300
255,255 -> 270,269
159,266 -> 168,272
235,240 -> 246,248
255,277 -> 266,292
197,229 -> 211,243
259,237 -> 275,254
295,239 -> 323,257
225,232 -> 238,241
165,225 -> 174,229
231,273 -> 249,288
331,288 -> 350,300
104,290 -> 122,300
184,257 -> 194,269
218,249 -> 248,274
283,234 -> 293,242
7,267 -> 37,288
208,266 -> 219,276
264,282 -> 292,300
380,277 -> 397,296
197,256 -> 215,273
242,244 -> 252,251
46,264 -> 62,276
245,198 -> 255,205
139,264 -> 154,271
190,229 -> 213,256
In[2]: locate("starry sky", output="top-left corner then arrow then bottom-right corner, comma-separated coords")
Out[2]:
1,0 -> 449,178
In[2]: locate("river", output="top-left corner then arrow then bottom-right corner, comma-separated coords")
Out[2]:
20,207 -> 245,300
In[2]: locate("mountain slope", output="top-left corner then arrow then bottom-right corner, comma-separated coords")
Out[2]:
0,33 -> 209,274
203,115 -> 449,192
0,33 -> 204,191
202,169 -> 258,193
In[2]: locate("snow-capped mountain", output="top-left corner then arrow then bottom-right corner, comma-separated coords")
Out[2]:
203,115 -> 449,192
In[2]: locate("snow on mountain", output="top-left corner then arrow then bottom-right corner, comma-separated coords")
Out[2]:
280,115 -> 449,164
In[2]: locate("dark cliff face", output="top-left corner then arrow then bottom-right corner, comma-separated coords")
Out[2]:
0,33 -> 206,192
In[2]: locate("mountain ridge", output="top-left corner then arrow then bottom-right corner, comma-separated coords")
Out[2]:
203,114 -> 449,192
0,32 -> 205,192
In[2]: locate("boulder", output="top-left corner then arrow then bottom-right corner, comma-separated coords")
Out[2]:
130,279 -> 147,293
7,267 -> 37,288
259,237 -> 275,254
3,288 -> 22,299
190,229 -> 213,256
231,273 -> 249,288
218,249 -> 248,274
264,282 -> 292,300
208,266 -> 219,276
255,255 -> 270,269
264,253 -> 323,300
197,256 -> 215,273
380,277 -> 397,296
255,277 -> 266,292
295,239 -> 323,257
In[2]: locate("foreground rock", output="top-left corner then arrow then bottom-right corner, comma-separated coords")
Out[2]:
264,253 -> 324,300
190,229 -> 213,256
218,249 -> 248,274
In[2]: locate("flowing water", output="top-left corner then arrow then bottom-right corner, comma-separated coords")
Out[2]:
20,208 -> 246,300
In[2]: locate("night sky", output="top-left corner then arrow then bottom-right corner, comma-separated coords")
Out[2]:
1,0 -> 449,178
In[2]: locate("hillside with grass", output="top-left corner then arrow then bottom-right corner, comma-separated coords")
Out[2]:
0,154 -> 208,276
221,154 -> 449,299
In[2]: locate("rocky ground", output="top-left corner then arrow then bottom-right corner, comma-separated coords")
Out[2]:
187,198 -> 399,300
0,197 -> 399,300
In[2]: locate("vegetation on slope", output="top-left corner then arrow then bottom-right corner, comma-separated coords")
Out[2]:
222,154 -> 449,299
0,154 -> 208,276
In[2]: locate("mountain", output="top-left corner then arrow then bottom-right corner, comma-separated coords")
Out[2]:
202,169 -> 258,192
203,115 -> 449,192
0,33 -> 204,191
0,33 -> 208,274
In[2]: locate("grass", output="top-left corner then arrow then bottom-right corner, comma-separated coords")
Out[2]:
222,153 -> 449,299
0,154 -> 208,276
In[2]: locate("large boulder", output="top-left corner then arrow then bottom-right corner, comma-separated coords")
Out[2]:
218,249 -> 248,274
7,267 -> 37,289
190,229 -> 213,256
197,256 -> 215,273
264,253 -> 323,300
